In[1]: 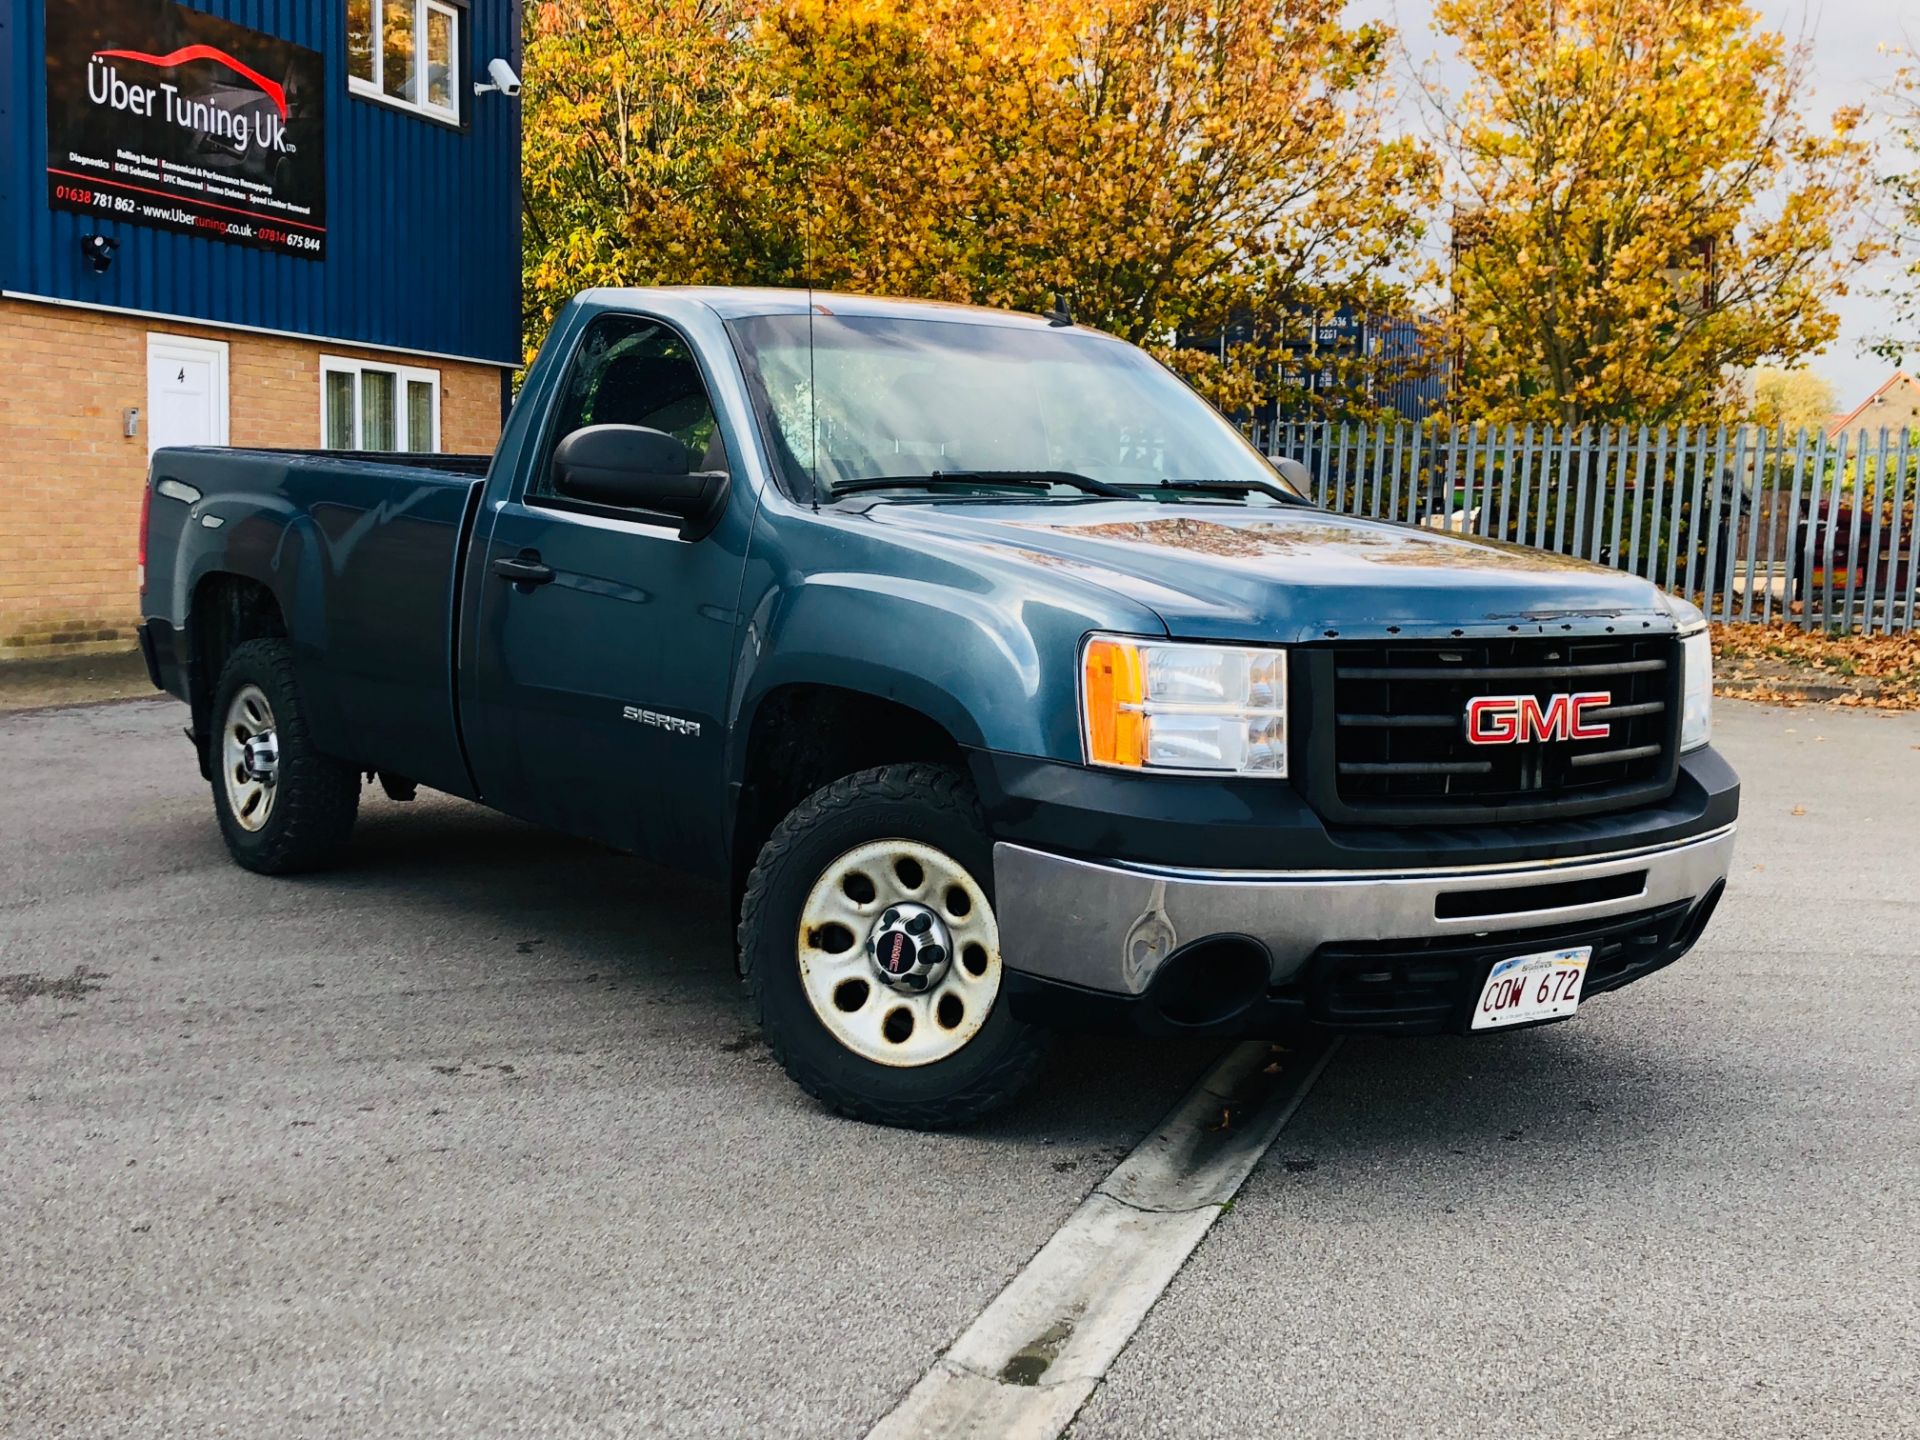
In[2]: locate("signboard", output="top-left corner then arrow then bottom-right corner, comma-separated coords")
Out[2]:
45,0 -> 326,260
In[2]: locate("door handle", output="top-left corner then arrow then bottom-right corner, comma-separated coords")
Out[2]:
492,553 -> 554,587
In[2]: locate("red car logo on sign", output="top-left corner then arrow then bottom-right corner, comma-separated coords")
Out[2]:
1465,692 -> 1611,745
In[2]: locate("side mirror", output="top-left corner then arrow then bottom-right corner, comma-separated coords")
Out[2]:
551,424 -> 729,540
1270,456 -> 1313,494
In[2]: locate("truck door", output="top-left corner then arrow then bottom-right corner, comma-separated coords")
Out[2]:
463,312 -> 752,872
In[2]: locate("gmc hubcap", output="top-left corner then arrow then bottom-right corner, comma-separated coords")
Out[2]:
796,839 -> 1001,1068
222,685 -> 280,832
867,902 -> 954,993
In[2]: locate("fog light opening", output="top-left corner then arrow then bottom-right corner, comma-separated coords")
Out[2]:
1675,878 -> 1727,950
1149,936 -> 1270,1028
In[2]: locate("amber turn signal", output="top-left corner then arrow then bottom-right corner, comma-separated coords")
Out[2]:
1082,636 -> 1146,767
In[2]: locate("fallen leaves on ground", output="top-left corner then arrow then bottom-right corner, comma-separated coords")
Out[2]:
1712,623 -> 1920,709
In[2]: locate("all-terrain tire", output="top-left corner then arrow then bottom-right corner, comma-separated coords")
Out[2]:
738,763 -> 1046,1128
208,639 -> 360,875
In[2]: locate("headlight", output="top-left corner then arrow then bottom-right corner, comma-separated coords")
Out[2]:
1671,599 -> 1711,752
1680,629 -> 1711,751
1081,635 -> 1287,776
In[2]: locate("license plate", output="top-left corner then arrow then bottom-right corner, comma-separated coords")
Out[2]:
1470,946 -> 1591,1030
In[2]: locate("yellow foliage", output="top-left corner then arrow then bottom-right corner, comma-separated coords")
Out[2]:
520,0 -> 1435,404
1431,0 -> 1877,428
1750,367 -> 1835,431
1876,49 -> 1920,366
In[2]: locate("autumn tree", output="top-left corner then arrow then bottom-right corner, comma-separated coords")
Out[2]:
1430,0 -> 1876,427
519,0 -> 771,351
520,0 -> 1435,410
1873,48 -> 1920,365
1748,366 -> 1835,431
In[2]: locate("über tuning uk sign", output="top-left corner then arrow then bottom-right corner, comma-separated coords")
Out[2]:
45,0 -> 326,259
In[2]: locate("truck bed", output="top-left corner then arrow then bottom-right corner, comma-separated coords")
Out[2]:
141,446 -> 491,799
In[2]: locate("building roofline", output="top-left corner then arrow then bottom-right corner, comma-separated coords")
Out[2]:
0,291 -> 519,370
1827,370 -> 1920,436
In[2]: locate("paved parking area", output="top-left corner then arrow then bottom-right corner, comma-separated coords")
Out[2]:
2,696 -> 1916,1437
1075,702 -> 1920,1439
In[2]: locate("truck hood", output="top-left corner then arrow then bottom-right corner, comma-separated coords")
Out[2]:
865,501 -> 1682,642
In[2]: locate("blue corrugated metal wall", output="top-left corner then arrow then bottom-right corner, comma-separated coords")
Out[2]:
2,0 -> 521,365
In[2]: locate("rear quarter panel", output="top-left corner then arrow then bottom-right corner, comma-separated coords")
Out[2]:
144,447 -> 484,797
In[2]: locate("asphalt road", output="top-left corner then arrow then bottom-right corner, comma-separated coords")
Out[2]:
1073,701 -> 1920,1439
3,696 -> 1916,1437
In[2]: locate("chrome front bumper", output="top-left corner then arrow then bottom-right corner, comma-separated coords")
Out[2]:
992,824 -> 1737,996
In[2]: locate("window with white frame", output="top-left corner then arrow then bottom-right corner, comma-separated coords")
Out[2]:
348,0 -> 461,122
322,357 -> 442,452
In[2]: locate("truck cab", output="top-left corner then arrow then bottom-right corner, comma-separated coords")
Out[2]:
138,288 -> 1738,1127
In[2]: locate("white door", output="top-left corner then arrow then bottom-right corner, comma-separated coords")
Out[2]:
146,335 -> 229,456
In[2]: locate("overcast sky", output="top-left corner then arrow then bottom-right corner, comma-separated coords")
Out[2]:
1362,0 -> 1914,406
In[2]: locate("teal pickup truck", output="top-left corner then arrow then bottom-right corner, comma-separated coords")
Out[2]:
137,289 -> 1738,1127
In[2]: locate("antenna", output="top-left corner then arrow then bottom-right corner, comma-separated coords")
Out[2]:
805,192 -> 820,511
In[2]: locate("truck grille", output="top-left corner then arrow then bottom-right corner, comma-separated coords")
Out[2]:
1302,634 -> 1682,824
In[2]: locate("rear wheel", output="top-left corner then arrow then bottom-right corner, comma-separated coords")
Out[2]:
739,764 -> 1045,1128
208,639 -> 359,874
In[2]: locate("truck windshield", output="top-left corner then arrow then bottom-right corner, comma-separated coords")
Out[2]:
726,312 -> 1302,503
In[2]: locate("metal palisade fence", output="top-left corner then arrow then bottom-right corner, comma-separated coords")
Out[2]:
1245,420 -> 1920,634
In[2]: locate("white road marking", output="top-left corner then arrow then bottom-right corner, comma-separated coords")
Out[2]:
866,1037 -> 1342,1440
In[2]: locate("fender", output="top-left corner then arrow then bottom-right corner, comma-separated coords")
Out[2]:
726,573 -> 1027,786
725,522 -> 1168,795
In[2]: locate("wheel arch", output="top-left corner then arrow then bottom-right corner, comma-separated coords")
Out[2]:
185,573 -> 289,777
727,681 -> 971,916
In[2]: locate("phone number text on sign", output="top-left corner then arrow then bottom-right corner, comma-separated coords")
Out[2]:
48,175 -> 326,258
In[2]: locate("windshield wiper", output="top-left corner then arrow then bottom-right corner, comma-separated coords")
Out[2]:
827,469 -> 1136,499
1131,478 -> 1310,507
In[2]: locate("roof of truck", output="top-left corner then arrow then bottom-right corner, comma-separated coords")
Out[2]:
582,285 -> 1102,334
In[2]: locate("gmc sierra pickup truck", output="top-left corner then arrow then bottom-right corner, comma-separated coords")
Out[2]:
139,288 -> 1738,1127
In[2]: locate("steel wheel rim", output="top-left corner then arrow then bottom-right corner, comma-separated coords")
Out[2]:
796,838 -> 1002,1068
221,684 -> 279,833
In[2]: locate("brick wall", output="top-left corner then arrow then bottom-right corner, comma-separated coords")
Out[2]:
0,297 -> 506,660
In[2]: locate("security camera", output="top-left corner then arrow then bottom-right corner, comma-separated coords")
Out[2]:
81,233 -> 118,273
475,57 -> 521,97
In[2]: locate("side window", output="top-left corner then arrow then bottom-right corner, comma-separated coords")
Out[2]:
532,316 -> 724,502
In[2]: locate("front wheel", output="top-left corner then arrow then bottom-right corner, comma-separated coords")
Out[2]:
738,764 -> 1046,1128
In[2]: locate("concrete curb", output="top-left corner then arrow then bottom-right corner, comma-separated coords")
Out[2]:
867,1039 -> 1341,1440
